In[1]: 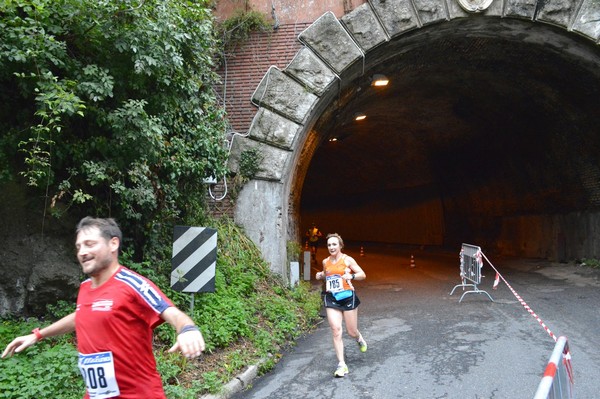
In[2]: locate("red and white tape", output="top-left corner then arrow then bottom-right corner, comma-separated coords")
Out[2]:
480,251 -> 575,388
480,251 -> 559,342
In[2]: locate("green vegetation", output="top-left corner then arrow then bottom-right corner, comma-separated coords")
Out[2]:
287,240 -> 303,263
218,8 -> 272,46
0,0 -> 229,258
0,320 -> 82,399
228,147 -> 264,201
0,220 -> 322,398
580,258 -> 600,269
238,147 -> 264,182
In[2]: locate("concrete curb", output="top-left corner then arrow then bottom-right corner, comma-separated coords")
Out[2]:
199,359 -> 266,399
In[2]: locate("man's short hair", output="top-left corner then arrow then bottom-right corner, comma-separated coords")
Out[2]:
76,217 -> 122,250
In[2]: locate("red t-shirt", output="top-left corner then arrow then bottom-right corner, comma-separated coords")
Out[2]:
76,266 -> 173,399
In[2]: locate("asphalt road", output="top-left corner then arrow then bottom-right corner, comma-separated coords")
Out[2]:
230,244 -> 600,399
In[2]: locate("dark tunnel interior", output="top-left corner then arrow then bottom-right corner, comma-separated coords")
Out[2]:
299,18 -> 600,259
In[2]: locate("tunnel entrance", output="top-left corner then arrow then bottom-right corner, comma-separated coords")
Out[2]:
231,7 -> 600,275
299,18 -> 600,260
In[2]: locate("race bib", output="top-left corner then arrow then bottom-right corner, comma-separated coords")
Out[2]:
326,274 -> 344,293
78,351 -> 120,399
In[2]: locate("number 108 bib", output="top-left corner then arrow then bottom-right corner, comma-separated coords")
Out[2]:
78,351 -> 120,398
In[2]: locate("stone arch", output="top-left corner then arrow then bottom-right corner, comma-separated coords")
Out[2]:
228,0 -> 600,275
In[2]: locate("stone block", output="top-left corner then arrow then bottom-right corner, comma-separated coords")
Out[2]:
228,135 -> 290,182
252,66 -> 318,124
413,0 -> 449,25
285,47 -> 338,96
248,108 -> 302,150
369,0 -> 420,37
572,0 -> 600,40
482,0 -> 505,16
536,0 -> 576,28
298,11 -> 364,74
447,0 -> 471,19
234,180 -> 287,275
341,3 -> 389,51
237,364 -> 259,387
504,0 -> 537,19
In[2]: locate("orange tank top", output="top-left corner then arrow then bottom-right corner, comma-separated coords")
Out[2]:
324,255 -> 354,292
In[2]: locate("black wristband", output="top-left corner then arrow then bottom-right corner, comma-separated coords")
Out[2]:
351,273 -> 355,280
179,325 -> 199,335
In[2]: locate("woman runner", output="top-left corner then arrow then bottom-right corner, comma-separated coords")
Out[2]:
316,233 -> 368,377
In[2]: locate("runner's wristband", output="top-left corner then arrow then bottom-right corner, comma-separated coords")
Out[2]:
32,328 -> 43,341
179,325 -> 199,335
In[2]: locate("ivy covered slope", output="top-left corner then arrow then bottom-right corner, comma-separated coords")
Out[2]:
0,219 -> 323,398
0,0 -> 228,256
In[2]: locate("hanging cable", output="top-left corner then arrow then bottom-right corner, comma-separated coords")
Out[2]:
271,0 -> 280,30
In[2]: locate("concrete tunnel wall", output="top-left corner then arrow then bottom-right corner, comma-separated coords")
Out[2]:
227,0 -> 600,276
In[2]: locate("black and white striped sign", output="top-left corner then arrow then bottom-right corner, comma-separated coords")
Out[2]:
171,226 -> 216,293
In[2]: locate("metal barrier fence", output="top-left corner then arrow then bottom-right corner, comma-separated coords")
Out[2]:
533,336 -> 574,399
451,245 -> 575,397
449,243 -> 493,302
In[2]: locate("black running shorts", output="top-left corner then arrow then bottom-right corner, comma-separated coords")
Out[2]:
323,291 -> 361,311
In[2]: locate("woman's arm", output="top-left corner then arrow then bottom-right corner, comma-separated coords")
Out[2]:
344,256 -> 366,280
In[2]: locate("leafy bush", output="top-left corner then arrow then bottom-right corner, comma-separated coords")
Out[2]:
0,0 -> 229,258
0,320 -> 82,399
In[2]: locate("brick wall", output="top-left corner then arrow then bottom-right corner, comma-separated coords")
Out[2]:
208,24 -> 310,217
215,23 -> 310,134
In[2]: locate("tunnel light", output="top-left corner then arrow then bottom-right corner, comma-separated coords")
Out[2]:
371,74 -> 389,87
329,137 -> 338,142
354,113 -> 366,121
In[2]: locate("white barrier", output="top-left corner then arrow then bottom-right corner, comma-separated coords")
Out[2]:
533,336 -> 574,399
303,251 -> 311,280
449,243 -> 493,302
290,261 -> 300,287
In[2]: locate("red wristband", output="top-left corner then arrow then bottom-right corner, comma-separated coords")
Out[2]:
32,328 -> 44,341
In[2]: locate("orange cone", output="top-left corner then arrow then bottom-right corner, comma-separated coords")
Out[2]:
360,246 -> 365,257
410,255 -> 416,268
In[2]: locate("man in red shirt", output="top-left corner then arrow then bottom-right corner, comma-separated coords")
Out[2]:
1,217 -> 206,398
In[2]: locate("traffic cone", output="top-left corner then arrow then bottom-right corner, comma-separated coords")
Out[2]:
410,255 -> 416,268
360,246 -> 365,257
